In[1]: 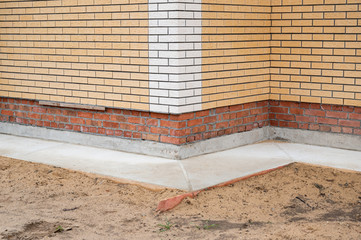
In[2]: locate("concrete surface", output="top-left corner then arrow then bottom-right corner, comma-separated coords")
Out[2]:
2,123 -> 361,160
0,133 -> 360,191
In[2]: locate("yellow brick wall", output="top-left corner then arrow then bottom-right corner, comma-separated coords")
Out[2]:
270,0 -> 361,107
0,0 -> 149,110
201,0 -> 272,110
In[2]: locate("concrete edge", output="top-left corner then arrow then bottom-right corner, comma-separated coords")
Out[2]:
178,127 -> 270,159
2,122 -> 359,159
0,122 -> 270,159
271,127 -> 361,152
0,122 -> 179,159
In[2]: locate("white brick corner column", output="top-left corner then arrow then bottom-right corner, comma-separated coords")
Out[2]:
148,0 -> 202,114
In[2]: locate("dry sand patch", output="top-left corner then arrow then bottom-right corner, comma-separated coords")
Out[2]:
0,156 -> 360,239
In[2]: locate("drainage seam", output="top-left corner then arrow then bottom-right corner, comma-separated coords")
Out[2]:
177,160 -> 194,192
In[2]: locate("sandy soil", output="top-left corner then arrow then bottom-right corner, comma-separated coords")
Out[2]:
0,156 -> 361,240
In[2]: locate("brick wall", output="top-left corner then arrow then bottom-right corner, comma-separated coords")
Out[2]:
201,0 -> 271,110
270,100 -> 361,135
0,0 -> 149,110
270,0 -> 361,107
0,97 -> 269,145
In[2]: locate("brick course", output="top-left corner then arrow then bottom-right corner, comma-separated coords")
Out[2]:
270,100 -> 361,135
2,97 -> 360,146
0,97 -> 269,145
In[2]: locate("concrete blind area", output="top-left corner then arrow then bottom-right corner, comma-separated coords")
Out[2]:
0,0 -> 361,158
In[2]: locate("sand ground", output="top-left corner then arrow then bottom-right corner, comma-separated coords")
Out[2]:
0,156 -> 361,240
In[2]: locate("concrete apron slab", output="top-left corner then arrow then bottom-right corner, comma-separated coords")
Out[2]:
0,133 -> 361,191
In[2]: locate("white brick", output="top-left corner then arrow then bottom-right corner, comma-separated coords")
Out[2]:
150,104 -> 169,113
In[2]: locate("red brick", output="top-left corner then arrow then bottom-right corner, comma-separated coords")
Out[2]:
290,108 -> 304,115
317,117 -> 338,125
48,108 -> 62,115
279,121 -> 295,128
245,124 -> 254,131
78,112 -> 93,118
70,117 -> 85,124
160,120 -> 186,128
244,102 -> 257,109
342,127 -> 353,134
355,107 -> 361,113
170,112 -> 194,121
103,121 -> 119,128
217,129 -> 226,136
150,112 -> 168,119
299,123 -> 309,129
1,110 -> 13,116
256,114 -> 268,121
216,122 -> 229,129
229,104 -> 243,111
250,108 -> 264,115
304,109 -> 325,117
131,111 -> 141,117
124,131 -> 132,138
203,116 -> 217,124
269,100 -> 280,106
222,113 -> 231,120
326,111 -> 348,119
339,119 -> 360,127
122,110 -> 132,116
170,129 -> 188,137
320,125 -> 331,132
137,125 -> 149,132
331,126 -> 341,133
296,116 -> 315,123
276,114 -> 295,121
270,120 -> 279,126
140,112 -> 150,117
62,109 -> 77,117
114,130 -> 123,136
310,103 -> 321,109
243,116 -> 256,124
105,129 -> 114,135
150,127 -> 169,135
309,124 -> 320,130
343,106 -> 354,112
128,117 -> 143,124
160,136 -> 185,145
332,105 -> 343,111
215,106 -> 229,114
119,123 -> 137,131
195,110 -> 210,118
188,118 -> 203,127
32,107 -> 47,113
270,106 -> 288,114
349,113 -> 361,120
321,104 -> 332,110
280,101 -> 298,108
133,132 -> 141,139
300,103 -> 310,109
89,127 -> 97,133
94,113 -> 110,120
146,118 -> 158,126
354,129 -> 361,135
257,100 -> 268,107
110,115 -> 126,122
236,110 -> 250,118
85,119 -> 101,126
29,113 -> 41,119
142,133 -> 159,141
192,125 -> 207,133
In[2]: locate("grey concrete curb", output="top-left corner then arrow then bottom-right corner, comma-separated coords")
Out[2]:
1,122 -> 360,159
0,122 -> 269,159
270,127 -> 361,152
